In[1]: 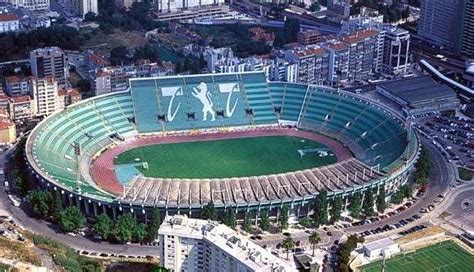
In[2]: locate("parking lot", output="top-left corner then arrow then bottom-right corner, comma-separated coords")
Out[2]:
415,114 -> 474,168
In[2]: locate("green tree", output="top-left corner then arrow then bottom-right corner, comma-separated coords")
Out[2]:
84,12 -> 97,22
146,208 -> 161,242
225,208 -> 237,230
279,205 -> 289,230
309,232 -> 321,257
348,192 -> 362,219
299,217 -> 312,228
113,213 -> 137,243
362,188 -> 375,217
243,211 -> 253,233
309,2 -> 321,11
135,223 -> 147,243
51,190 -> 63,220
94,213 -> 112,240
338,235 -> 364,272
259,209 -> 270,232
330,196 -> 343,223
202,201 -> 216,220
377,187 -> 386,213
282,236 -> 295,260
313,190 -> 328,226
27,190 -> 53,218
58,206 -> 85,232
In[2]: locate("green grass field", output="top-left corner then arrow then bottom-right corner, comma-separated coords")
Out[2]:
361,240 -> 474,272
114,136 -> 336,179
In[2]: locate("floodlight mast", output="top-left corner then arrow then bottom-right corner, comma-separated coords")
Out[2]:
73,142 -> 81,193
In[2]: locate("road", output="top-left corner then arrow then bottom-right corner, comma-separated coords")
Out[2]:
0,149 -> 159,258
344,137 -> 455,237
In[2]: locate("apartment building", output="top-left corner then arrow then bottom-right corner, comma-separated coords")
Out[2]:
381,28 -> 410,75
159,215 -> 293,272
31,76 -> 59,116
325,41 -> 350,87
285,47 -> 329,85
4,76 -> 31,96
341,29 -> 379,82
297,30 -> 322,45
64,0 -> 98,18
30,47 -> 69,86
8,95 -> 35,121
0,13 -> 19,33
7,0 -> 50,10
57,88 -> 81,109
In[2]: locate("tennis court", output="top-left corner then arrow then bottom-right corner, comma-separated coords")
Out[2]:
361,240 -> 474,272
114,135 -> 336,178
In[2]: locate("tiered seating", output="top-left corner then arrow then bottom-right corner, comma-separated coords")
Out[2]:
285,85 -> 407,169
30,92 -> 137,199
269,83 -> 308,121
120,158 -> 384,206
130,72 -> 278,133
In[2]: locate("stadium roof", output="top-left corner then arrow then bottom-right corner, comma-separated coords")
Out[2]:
376,76 -> 458,107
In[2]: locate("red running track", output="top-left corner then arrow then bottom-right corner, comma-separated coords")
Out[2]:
90,128 -> 353,196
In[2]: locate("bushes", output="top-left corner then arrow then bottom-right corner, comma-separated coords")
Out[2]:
32,235 -> 102,272
458,167 -> 473,181
414,147 -> 431,185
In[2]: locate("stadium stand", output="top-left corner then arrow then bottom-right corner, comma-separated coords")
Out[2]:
25,72 -> 418,219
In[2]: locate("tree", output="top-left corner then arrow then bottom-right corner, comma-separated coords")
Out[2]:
259,209 -> 270,232
51,190 -> 63,220
146,208 -> 161,242
94,213 -> 112,240
225,208 -> 237,230
202,201 -> 216,221
313,190 -> 328,226
84,12 -> 97,22
75,79 -> 91,94
376,187 -> 387,213
348,192 -> 362,219
279,205 -> 289,230
243,211 -> 253,233
338,235 -> 364,272
362,188 -> 375,217
135,223 -> 147,243
282,236 -> 295,260
299,217 -> 312,228
330,196 -> 343,223
309,2 -> 321,12
113,213 -> 137,243
309,232 -> 321,257
58,206 -> 85,232
27,190 -> 52,218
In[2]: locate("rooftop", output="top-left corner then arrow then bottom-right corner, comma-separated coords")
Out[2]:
342,29 -> 379,44
159,215 -> 293,271
0,13 -> 18,22
377,76 -> 458,106
9,95 -> 31,103
363,237 -> 397,251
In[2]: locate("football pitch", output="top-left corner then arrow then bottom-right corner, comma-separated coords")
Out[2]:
114,135 -> 337,178
361,240 -> 474,272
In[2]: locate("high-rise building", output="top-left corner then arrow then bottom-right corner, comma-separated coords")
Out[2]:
4,76 -> 31,96
459,0 -> 474,57
31,76 -> 59,117
156,0 -> 224,13
159,215 -> 293,272
418,0 -> 474,56
30,47 -> 69,87
382,28 -> 411,75
418,0 -> 460,51
64,0 -> 98,18
325,41 -> 350,86
341,29 -> 379,82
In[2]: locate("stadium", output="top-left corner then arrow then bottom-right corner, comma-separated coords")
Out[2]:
25,72 -> 419,221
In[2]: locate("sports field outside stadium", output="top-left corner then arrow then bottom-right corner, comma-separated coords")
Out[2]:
114,135 -> 337,179
360,240 -> 474,272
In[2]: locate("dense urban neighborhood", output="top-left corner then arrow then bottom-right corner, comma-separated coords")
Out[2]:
0,0 -> 473,271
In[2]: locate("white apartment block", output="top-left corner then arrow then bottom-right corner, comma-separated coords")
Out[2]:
8,0 -> 50,10
65,0 -> 98,18
0,13 -> 19,33
159,215 -> 294,272
31,77 -> 59,116
156,0 -> 224,13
